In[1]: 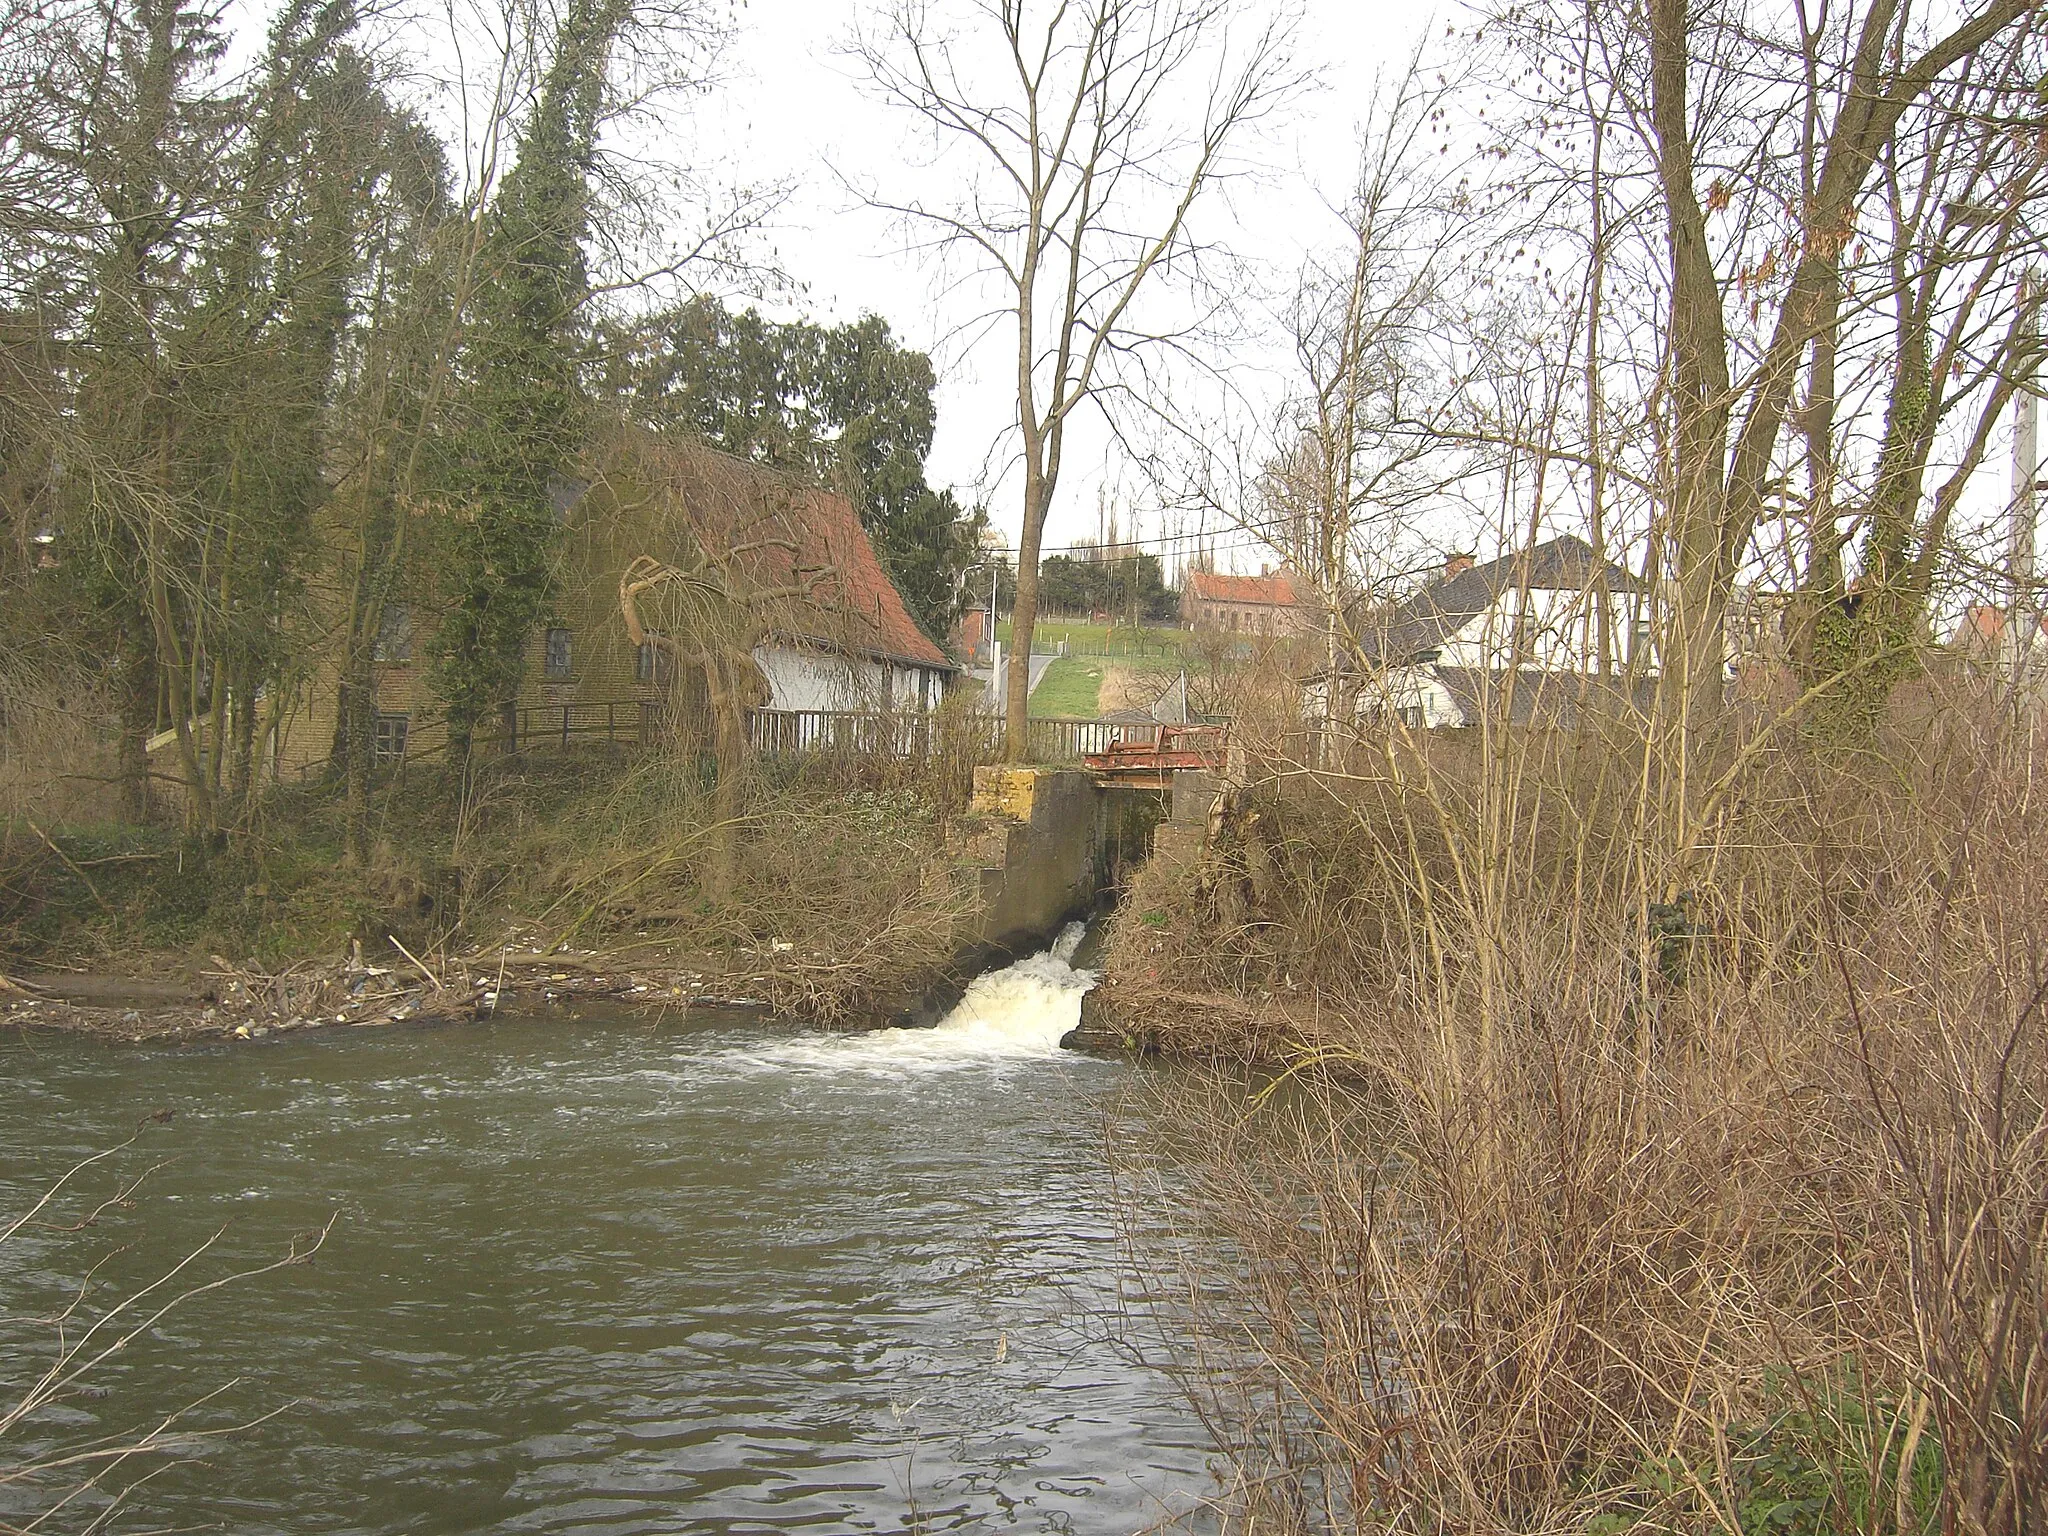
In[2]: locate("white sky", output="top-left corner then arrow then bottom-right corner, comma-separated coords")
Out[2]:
692,0 -> 1443,570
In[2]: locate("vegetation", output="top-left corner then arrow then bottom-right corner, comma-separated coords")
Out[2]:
430,0 -> 623,761
1102,688 -> 2046,1536
608,295 -> 984,642
2,737 -> 984,1018
0,0 -> 751,843
1034,550 -> 1177,625
1025,656 -> 1105,717
994,619 -> 1188,658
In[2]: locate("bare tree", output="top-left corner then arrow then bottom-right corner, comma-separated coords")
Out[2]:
853,0 -> 1301,759
1639,0 -> 2039,731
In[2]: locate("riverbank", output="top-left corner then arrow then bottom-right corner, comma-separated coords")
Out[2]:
4,747 -> 1003,1042
1065,700 -> 2048,1535
2,945 -> 773,1044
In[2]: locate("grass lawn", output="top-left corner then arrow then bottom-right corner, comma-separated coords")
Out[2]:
1028,655 -> 1106,717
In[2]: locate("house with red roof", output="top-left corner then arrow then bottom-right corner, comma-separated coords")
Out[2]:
262,431 -> 958,774
1182,565 -> 1307,636
1952,604 -> 2048,671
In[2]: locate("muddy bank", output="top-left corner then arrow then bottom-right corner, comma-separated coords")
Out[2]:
3,920 -> 1101,1047
1058,970 -> 1308,1061
3,945 -> 809,1046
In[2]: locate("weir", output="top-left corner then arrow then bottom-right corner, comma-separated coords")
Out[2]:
961,766 -> 1163,954
885,750 -> 1221,1029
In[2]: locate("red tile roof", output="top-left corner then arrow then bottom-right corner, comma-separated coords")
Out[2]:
623,432 -> 955,671
1958,604 -> 2048,649
1187,568 -> 1300,607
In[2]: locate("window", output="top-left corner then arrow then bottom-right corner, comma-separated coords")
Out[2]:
547,475 -> 588,525
634,637 -> 672,685
1511,601 -> 1539,656
372,603 -> 412,663
1631,618 -> 1655,662
373,713 -> 409,763
544,627 -> 573,680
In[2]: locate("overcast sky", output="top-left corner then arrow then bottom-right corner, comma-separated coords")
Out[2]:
689,0 -> 1443,570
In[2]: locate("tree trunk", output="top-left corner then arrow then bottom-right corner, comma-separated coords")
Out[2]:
228,673 -> 257,813
116,636 -> 157,824
703,655 -> 748,903
1003,465 -> 1049,762
1649,0 -> 1735,738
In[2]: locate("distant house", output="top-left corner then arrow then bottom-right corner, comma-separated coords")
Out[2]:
1183,566 -> 1305,635
1952,604 -> 2048,673
1324,536 -> 1653,728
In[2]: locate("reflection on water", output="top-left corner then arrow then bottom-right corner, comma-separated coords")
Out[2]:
0,936 -> 1213,1534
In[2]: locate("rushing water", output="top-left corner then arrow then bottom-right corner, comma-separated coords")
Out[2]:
1,928 -> 1216,1534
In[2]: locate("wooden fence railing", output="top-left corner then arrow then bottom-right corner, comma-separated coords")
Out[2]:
310,701 -> 1171,774
746,710 -> 1164,764
500,700 -> 670,751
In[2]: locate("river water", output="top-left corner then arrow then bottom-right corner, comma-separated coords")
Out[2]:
1,928 -> 1217,1534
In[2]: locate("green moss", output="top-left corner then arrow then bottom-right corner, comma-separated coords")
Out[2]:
1586,1370 -> 1941,1536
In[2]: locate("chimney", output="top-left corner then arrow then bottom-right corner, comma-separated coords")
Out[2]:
1444,551 -> 1476,579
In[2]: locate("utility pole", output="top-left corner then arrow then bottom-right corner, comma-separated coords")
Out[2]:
2013,268 -> 2040,690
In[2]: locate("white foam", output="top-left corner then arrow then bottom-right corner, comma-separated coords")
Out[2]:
724,922 -> 1098,1079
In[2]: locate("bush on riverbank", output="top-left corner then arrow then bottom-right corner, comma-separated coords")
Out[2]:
1111,684 -> 2046,1536
3,741 -> 978,1019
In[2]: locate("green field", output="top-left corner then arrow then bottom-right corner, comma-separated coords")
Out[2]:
1028,655 -> 1106,717
996,619 -> 1186,658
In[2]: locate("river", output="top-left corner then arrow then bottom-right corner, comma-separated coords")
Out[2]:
1,928 -> 1217,1534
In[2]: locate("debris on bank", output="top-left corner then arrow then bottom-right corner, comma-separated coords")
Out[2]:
3,938 -> 795,1045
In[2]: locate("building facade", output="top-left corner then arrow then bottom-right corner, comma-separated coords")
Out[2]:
181,431 -> 957,778
1182,567 -> 1306,635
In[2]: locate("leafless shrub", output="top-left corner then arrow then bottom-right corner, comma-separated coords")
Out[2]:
451,740 -> 979,1021
1111,688 -> 2048,1535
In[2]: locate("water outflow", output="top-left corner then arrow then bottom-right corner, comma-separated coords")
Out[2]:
734,921 -> 1098,1078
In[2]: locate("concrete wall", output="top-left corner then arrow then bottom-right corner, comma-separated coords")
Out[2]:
966,769 -> 1107,954
886,766 -> 1171,1029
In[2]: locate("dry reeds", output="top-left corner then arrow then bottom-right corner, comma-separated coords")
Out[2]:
451,739 -> 979,1021
1115,683 -> 2047,1536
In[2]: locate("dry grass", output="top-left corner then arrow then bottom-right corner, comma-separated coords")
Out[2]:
443,732 -> 983,1020
1110,680 -> 2047,1536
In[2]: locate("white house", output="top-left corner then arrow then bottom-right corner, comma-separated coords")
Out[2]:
1325,536 -> 1656,728
654,446 -> 961,718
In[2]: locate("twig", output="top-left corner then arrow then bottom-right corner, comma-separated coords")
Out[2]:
387,935 -> 441,992
25,818 -> 113,918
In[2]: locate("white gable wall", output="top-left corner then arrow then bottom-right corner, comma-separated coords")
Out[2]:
752,644 -> 948,714
1317,664 -> 1466,729
1436,588 -> 1657,675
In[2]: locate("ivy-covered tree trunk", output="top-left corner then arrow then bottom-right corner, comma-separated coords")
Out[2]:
433,0 -> 625,760
1800,310 -> 1937,744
